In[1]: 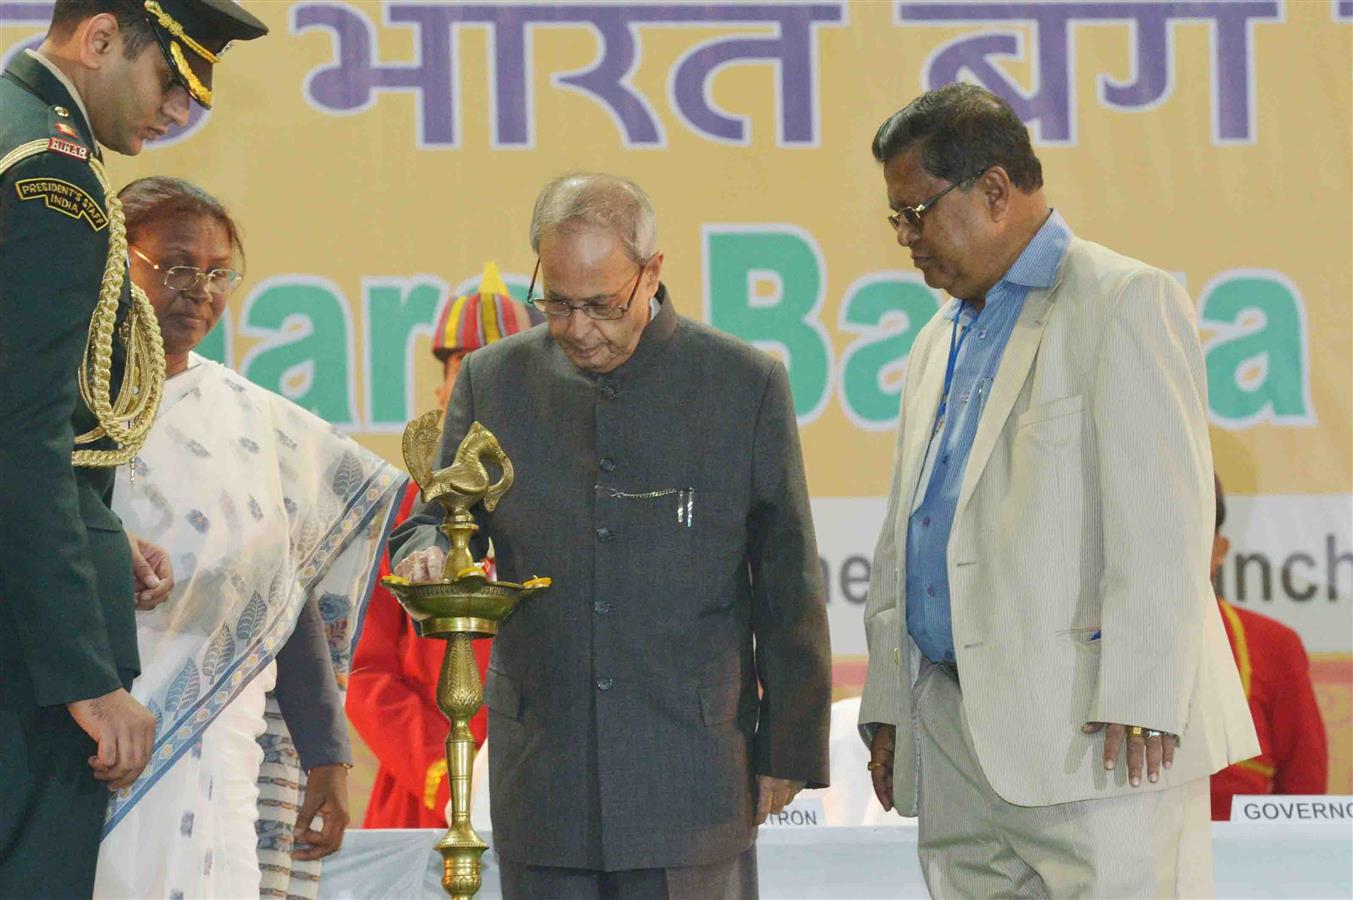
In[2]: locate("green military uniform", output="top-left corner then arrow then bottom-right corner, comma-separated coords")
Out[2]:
0,50 -> 143,899
0,3 -> 265,895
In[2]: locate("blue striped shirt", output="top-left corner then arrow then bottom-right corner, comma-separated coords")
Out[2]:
905,211 -> 1071,664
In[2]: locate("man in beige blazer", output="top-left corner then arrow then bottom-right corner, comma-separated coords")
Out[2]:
857,83 -> 1258,898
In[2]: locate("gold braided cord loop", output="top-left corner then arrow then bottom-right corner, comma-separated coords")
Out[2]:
142,1 -> 220,63
72,158 -> 165,468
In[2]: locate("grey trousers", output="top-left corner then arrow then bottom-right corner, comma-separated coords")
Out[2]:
498,844 -> 758,900
915,660 -> 1214,899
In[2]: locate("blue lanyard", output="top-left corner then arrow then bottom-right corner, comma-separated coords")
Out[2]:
934,312 -> 971,434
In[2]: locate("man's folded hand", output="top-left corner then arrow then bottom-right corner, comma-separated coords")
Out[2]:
755,775 -> 806,824
869,724 -> 896,811
127,531 -> 174,610
68,688 -> 157,790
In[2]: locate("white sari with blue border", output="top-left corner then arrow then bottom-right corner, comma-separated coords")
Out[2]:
93,354 -> 403,899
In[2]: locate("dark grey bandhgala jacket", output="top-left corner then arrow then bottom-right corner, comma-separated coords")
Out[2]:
391,287 -> 831,872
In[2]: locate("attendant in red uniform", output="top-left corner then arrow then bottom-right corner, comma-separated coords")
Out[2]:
1209,475 -> 1328,820
347,263 -> 539,827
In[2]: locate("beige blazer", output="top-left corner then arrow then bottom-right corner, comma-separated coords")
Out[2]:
858,236 -> 1259,811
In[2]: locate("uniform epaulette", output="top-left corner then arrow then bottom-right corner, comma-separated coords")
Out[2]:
0,108 -> 106,233
0,106 -> 94,178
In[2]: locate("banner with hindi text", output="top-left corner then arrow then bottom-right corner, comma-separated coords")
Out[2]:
5,0 -> 1348,794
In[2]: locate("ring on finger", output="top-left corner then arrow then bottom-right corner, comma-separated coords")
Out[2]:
1145,729 -> 1163,739
1128,725 -> 1145,738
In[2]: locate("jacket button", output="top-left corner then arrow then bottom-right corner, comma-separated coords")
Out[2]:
594,601 -> 611,615
595,526 -> 613,542
599,457 -> 615,472
600,385 -> 617,400
596,676 -> 614,691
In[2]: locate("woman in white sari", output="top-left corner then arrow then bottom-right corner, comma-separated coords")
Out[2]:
93,177 -> 404,899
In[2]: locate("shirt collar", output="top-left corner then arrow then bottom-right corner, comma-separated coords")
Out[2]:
941,210 -> 1071,322
25,49 -> 94,139
598,283 -> 678,382
1001,209 -> 1071,290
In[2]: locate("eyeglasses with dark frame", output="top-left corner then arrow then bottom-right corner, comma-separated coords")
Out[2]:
131,246 -> 242,296
526,256 -> 651,321
146,23 -> 191,97
887,167 -> 991,233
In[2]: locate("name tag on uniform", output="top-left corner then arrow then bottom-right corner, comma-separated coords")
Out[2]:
1230,795 -> 1353,823
47,137 -> 88,160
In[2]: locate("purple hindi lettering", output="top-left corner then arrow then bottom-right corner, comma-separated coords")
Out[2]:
896,2 -> 1281,145
660,3 -> 845,145
292,3 -> 457,146
471,4 -> 658,147
291,2 -> 844,149
1,3 -> 54,71
0,1 -> 52,28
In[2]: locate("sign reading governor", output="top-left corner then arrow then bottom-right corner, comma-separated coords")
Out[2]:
1231,796 -> 1353,823
14,177 -> 107,231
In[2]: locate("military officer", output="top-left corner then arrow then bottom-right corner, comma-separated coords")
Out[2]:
0,2 -> 267,895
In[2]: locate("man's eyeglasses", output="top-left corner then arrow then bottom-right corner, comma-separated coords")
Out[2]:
887,167 -> 991,233
147,24 -> 191,97
526,257 -> 650,321
131,246 -> 241,295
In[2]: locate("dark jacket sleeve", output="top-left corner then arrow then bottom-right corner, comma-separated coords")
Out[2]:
746,360 -> 832,787
273,592 -> 353,769
0,150 -> 122,705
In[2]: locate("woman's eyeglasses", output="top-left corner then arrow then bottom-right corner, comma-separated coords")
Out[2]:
131,246 -> 241,295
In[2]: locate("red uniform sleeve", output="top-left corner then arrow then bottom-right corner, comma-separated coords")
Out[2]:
1267,628 -> 1328,795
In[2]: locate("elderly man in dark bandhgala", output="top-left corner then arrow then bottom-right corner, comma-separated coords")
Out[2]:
857,84 -> 1258,897
393,172 -> 832,899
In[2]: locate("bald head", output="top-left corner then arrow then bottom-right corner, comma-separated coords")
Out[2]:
529,173 -> 658,265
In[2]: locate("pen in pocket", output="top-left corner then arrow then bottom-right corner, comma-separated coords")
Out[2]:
976,377 -> 993,415
676,487 -> 695,527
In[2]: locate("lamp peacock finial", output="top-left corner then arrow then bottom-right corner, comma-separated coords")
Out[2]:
401,417 -> 514,579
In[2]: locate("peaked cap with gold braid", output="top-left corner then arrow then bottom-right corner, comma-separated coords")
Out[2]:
140,0 -> 268,108
432,261 -> 543,360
